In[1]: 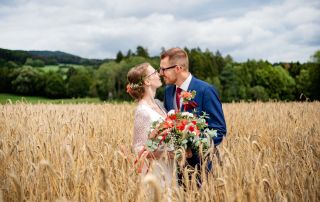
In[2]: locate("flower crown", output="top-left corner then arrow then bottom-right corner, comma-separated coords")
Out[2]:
126,77 -> 144,94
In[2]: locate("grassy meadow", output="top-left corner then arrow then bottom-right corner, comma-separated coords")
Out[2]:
0,94 -> 102,104
0,102 -> 319,201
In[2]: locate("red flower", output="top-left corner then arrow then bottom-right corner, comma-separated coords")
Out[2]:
176,119 -> 188,131
168,114 -> 177,120
176,124 -> 185,131
189,125 -> 195,132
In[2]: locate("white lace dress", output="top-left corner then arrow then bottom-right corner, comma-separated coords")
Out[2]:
132,99 -> 175,187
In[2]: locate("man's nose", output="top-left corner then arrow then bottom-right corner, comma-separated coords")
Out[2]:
159,70 -> 164,76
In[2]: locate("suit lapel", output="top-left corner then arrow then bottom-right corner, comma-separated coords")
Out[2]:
187,76 -> 197,92
166,85 -> 176,111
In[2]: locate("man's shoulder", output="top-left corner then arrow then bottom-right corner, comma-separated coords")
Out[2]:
191,76 -> 214,90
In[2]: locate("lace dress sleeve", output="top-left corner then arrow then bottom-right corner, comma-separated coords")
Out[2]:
132,106 -> 152,153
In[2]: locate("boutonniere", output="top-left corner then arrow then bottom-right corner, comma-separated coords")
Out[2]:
180,90 -> 198,111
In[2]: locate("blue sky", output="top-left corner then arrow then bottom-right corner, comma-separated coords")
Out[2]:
0,0 -> 319,62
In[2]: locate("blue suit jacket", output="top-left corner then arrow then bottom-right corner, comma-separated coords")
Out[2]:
164,76 -> 227,169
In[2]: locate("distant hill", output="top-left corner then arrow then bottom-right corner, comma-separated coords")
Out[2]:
29,50 -> 79,58
0,48 -> 110,66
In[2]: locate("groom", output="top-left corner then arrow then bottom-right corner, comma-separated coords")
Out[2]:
160,47 -> 227,181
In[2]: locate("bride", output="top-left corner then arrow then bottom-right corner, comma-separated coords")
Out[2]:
127,62 -> 175,188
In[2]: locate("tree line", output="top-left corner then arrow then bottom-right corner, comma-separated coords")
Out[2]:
0,48 -> 105,66
0,46 -> 319,102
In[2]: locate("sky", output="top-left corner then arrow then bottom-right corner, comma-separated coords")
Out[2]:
0,0 -> 319,62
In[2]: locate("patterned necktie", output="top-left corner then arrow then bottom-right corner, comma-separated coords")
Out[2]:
176,87 -> 182,110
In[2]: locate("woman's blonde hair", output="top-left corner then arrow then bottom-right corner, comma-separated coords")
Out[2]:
126,63 -> 150,100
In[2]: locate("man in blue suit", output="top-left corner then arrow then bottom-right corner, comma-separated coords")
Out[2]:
160,48 -> 227,184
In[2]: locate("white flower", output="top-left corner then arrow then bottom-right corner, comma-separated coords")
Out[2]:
181,112 -> 194,118
167,110 -> 176,116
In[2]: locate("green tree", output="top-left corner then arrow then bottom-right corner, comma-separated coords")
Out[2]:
11,67 -> 45,95
311,50 -> 320,63
220,64 -> 247,102
126,49 -> 133,58
249,86 -> 269,101
205,76 -> 222,96
0,67 -> 12,92
215,50 -> 226,74
255,65 -> 295,100
33,59 -> 45,67
6,61 -> 18,68
24,58 -> 34,66
308,50 -> 320,100
224,54 -> 233,65
136,46 -> 149,58
116,51 -> 124,63
296,68 -> 312,99
66,71 -> 92,98
189,48 -> 219,80
96,62 -> 121,100
287,62 -> 302,78
44,71 -> 66,98
66,66 -> 77,83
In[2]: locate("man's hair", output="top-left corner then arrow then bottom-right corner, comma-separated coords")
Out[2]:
160,48 -> 189,70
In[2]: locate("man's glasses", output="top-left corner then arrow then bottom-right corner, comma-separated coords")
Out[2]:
159,64 -> 178,73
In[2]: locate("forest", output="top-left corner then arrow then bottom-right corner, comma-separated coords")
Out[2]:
0,47 -> 319,102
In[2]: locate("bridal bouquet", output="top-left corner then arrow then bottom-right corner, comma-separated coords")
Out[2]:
145,91 -> 217,158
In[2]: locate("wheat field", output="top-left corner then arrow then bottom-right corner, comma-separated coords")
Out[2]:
0,102 -> 319,201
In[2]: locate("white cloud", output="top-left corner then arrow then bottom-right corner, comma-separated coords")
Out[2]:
0,0 -> 319,62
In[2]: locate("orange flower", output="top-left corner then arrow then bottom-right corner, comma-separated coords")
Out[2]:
163,119 -> 174,129
126,84 -> 132,94
195,128 -> 200,136
180,91 -> 193,99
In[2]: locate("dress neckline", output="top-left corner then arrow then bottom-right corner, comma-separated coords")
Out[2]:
139,100 -> 167,119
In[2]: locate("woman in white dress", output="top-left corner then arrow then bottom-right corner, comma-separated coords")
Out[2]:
127,62 -> 174,188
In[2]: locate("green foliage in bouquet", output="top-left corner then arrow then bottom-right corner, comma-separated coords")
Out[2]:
146,109 -> 217,158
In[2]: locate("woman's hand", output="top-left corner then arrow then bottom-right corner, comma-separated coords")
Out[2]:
147,149 -> 175,160
167,151 -> 175,159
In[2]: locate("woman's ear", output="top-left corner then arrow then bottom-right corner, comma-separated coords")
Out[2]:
144,79 -> 151,86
